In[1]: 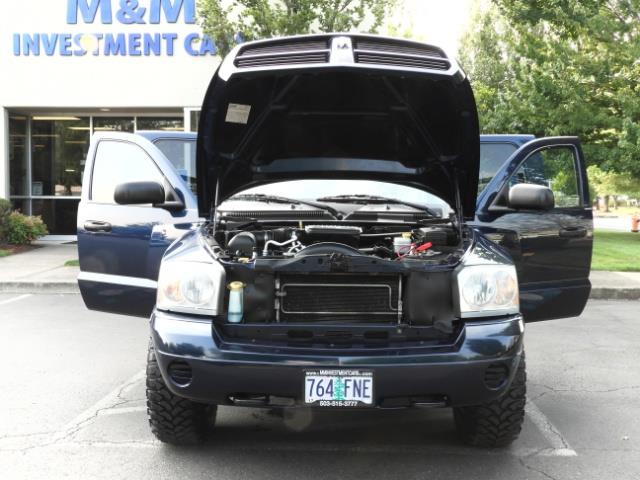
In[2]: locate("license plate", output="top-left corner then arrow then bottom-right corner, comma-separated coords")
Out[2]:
304,369 -> 374,407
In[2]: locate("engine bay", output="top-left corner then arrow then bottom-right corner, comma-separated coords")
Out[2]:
201,218 -> 470,341
212,221 -> 463,265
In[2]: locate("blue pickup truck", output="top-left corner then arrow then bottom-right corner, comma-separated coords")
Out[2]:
77,34 -> 592,448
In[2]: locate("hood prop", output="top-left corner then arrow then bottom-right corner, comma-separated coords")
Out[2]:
453,170 -> 465,241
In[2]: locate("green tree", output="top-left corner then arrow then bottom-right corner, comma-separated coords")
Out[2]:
588,165 -> 640,211
458,3 -> 514,134
198,0 -> 397,57
459,1 -> 640,181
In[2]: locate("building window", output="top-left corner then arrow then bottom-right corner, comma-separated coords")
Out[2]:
93,117 -> 134,132
7,111 -> 185,235
32,199 -> 79,236
9,116 -> 28,196
31,116 -> 89,197
137,117 -> 183,131
189,110 -> 200,132
10,199 -> 29,215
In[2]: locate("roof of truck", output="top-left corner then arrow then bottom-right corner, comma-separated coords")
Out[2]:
480,134 -> 535,145
136,131 -> 197,143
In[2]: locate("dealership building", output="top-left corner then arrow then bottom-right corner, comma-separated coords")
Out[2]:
0,0 -> 220,236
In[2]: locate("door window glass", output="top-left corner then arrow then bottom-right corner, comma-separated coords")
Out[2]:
91,140 -> 163,204
511,147 -> 580,208
478,142 -> 518,194
154,139 -> 197,194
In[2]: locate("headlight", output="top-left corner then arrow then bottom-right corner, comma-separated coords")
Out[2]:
455,265 -> 519,318
157,260 -> 225,316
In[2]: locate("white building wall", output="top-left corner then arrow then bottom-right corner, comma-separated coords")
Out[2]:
0,0 -> 222,231
0,0 -> 219,110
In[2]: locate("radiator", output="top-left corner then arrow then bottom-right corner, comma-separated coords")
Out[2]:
276,274 -> 401,323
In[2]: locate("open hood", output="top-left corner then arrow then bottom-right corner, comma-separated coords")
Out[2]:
197,34 -> 480,219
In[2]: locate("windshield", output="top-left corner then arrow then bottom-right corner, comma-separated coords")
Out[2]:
154,139 -> 197,194
224,180 -> 451,216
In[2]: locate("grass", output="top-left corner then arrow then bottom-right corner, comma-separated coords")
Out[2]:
0,249 -> 10,258
592,230 -> 640,271
64,259 -> 80,267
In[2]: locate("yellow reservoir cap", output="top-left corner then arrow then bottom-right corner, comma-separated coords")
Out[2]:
402,232 -> 412,239
228,281 -> 245,291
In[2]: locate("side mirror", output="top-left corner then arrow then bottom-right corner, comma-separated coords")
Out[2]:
508,183 -> 555,210
114,181 -> 166,206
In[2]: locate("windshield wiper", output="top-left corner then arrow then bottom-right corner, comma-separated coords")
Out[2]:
316,194 -> 441,218
230,193 -> 339,218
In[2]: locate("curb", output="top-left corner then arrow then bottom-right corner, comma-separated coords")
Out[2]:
0,282 -> 80,294
589,287 -> 640,301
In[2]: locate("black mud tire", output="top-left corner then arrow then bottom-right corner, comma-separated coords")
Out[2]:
453,354 -> 527,448
146,341 -> 216,445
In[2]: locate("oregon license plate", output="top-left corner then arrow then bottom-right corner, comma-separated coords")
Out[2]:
304,369 -> 374,407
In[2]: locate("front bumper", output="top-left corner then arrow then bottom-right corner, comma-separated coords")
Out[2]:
151,311 -> 525,408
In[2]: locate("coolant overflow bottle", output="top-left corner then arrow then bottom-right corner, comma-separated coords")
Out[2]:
227,282 -> 245,323
393,232 -> 412,256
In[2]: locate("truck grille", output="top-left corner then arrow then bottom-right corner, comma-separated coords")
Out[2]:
354,52 -> 450,70
353,38 -> 450,70
235,39 -> 330,68
277,274 -> 401,323
233,36 -> 450,71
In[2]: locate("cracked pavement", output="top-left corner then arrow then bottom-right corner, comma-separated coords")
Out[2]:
1,295 -> 639,480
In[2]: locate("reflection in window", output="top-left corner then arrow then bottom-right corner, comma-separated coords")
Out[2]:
31,116 -> 90,197
9,116 -> 28,196
137,117 -> 184,131
93,117 -> 134,132
91,140 -> 164,204
154,139 -> 197,194
478,143 -> 517,194
512,147 -> 580,208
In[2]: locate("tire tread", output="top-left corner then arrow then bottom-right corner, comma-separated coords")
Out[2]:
146,341 -> 214,445
454,355 -> 526,447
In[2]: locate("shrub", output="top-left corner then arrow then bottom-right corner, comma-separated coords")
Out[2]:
0,198 -> 11,241
4,212 -> 48,245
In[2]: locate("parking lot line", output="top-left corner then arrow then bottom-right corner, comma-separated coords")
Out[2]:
525,400 -> 577,457
0,294 -> 32,306
98,406 -> 147,416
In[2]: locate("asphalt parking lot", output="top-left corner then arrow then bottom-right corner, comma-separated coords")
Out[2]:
0,294 -> 638,480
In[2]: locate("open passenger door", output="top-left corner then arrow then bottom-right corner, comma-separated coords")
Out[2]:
473,137 -> 593,322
